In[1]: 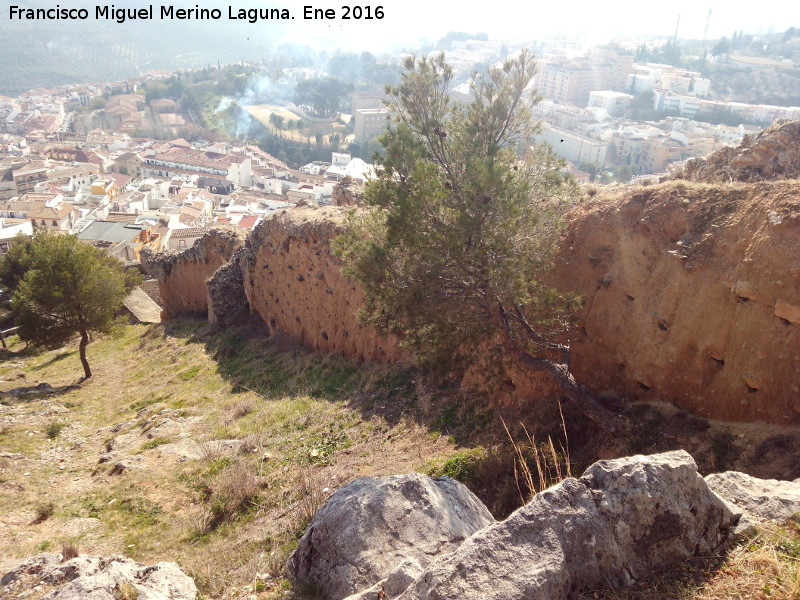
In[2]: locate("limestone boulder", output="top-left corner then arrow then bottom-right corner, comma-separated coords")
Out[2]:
342,559 -> 424,600
1,553 -> 197,600
706,471 -> 800,522
396,451 -> 738,600
286,473 -> 494,600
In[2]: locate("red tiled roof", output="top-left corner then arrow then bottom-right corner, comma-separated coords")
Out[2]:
237,215 -> 258,229
27,201 -> 73,220
171,227 -> 209,239
108,173 -> 131,188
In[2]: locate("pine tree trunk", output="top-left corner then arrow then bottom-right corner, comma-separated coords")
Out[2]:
79,330 -> 92,379
491,300 -> 624,436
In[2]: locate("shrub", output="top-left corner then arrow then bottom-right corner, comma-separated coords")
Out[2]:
61,542 -> 79,561
46,422 -> 65,439
207,461 -> 261,528
33,501 -> 55,523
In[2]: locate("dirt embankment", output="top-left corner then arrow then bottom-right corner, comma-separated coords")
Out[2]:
141,229 -> 245,319
240,206 -> 407,363
553,180 -> 800,425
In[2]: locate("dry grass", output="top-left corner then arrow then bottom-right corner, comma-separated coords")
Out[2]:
226,398 -> 254,423
206,461 -> 262,528
576,520 -> 800,600
501,408 -> 572,505
293,467 -> 329,528
60,542 -> 79,562
113,579 -> 139,600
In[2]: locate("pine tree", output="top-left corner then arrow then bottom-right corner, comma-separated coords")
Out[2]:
335,51 -> 620,432
9,232 -> 139,379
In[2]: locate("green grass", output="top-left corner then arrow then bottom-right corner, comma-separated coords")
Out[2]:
138,437 -> 173,452
0,320 -> 476,598
424,447 -> 487,484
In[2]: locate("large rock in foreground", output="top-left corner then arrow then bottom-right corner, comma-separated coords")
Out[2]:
286,473 -> 494,600
706,471 -> 800,522
0,553 -> 197,600
393,451 -> 738,600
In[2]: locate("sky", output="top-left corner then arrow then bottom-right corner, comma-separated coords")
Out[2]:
275,0 -> 799,51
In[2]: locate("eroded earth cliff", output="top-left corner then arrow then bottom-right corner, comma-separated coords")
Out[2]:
554,180 -> 800,424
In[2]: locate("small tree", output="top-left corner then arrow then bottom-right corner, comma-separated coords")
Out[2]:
0,234 -> 34,307
335,51 -> 618,431
9,232 -> 138,379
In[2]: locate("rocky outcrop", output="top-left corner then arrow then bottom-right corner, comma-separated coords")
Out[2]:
318,451 -> 740,600
674,120 -> 800,183
706,471 -> 800,522
286,473 -> 494,600
141,229 -> 245,319
207,247 -> 249,326
343,559 -> 424,600
315,452 -> 736,600
552,179 -> 800,424
398,451 -> 736,600
241,206 -> 406,362
0,553 -> 197,600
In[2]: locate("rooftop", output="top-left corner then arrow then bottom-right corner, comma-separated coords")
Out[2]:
77,221 -> 144,244
171,226 -> 210,239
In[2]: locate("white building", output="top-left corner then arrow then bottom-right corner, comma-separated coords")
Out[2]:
354,108 -> 390,142
587,91 -> 633,116
536,124 -> 608,166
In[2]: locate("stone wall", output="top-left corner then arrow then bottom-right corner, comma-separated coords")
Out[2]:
149,180 -> 800,425
141,228 -> 245,319
239,206 -> 406,362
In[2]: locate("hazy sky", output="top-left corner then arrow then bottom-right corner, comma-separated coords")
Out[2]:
277,0 -> 799,51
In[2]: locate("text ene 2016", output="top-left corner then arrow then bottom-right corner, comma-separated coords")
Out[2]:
304,6 -> 384,19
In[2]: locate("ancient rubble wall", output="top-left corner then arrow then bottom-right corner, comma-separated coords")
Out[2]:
240,206 -> 407,363
140,229 -> 245,319
207,247 -> 250,327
